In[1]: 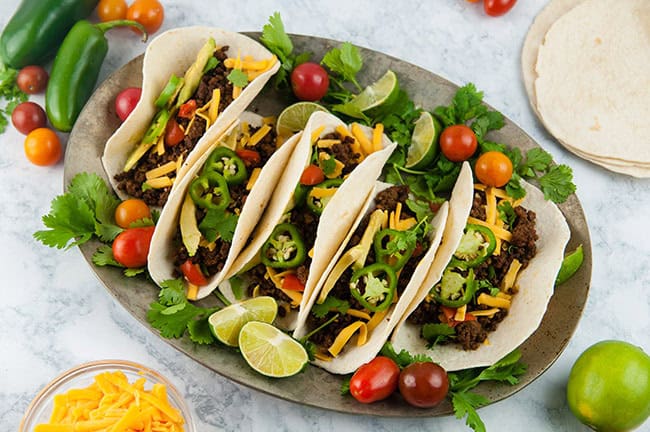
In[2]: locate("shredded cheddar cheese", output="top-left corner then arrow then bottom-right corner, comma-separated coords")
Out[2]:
247,124 -> 272,147
328,321 -> 368,357
372,123 -> 384,152
310,125 -> 325,143
351,123 -> 373,155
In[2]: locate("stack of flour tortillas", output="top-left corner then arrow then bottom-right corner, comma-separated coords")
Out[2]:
522,0 -> 650,177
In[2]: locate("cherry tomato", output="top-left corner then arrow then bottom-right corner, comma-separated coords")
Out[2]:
236,149 -> 261,166
282,274 -> 305,292
398,362 -> 449,408
300,164 -> 325,186
126,0 -> 165,35
114,199 -> 152,229
349,356 -> 400,403
112,226 -> 155,268
484,0 -> 517,16
165,119 -> 184,147
290,62 -> 330,101
12,101 -> 47,135
439,124 -> 477,162
180,260 -> 208,286
474,151 -> 513,187
115,87 -> 142,121
24,128 -> 62,166
97,0 -> 127,21
16,66 -> 48,94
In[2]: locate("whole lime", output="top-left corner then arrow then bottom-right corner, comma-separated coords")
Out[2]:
567,340 -> 650,431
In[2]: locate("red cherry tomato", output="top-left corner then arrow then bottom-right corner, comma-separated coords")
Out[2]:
165,119 -> 184,147
474,151 -> 513,187
281,274 -> 305,292
236,149 -> 261,166
24,128 -> 62,166
126,0 -> 164,34
398,362 -> 449,408
290,62 -> 330,101
112,226 -> 155,268
300,164 -> 325,186
12,101 -> 47,135
484,0 -> 517,16
180,260 -> 208,286
349,356 -> 400,404
97,0 -> 127,21
16,65 -> 48,94
114,199 -> 152,229
439,124 -> 478,162
115,87 -> 142,121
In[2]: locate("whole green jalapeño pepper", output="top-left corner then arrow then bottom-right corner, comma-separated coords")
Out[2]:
204,147 -> 248,185
306,178 -> 343,215
373,228 -> 416,271
261,223 -> 306,269
45,19 -> 147,132
433,268 -> 478,308
349,263 -> 397,312
0,0 -> 99,68
189,172 -> 231,210
451,224 -> 497,269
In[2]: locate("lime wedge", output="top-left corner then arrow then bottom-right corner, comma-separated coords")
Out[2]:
238,321 -> 309,378
348,70 -> 399,114
276,102 -> 328,138
208,296 -> 278,347
405,111 -> 441,169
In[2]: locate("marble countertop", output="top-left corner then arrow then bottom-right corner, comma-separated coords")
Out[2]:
2,1 -> 649,431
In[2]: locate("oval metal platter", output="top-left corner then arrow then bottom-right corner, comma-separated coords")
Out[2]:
64,33 -> 591,417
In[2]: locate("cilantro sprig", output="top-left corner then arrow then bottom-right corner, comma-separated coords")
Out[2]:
260,12 -> 311,88
0,62 -> 27,134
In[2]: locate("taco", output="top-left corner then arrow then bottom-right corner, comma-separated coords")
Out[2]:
147,112 -> 300,300
218,111 -> 397,330
291,163 -> 473,374
390,175 -> 570,371
102,27 -> 280,207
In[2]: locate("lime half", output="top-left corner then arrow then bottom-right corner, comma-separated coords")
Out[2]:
405,111 -> 441,169
208,296 -> 278,347
348,69 -> 399,114
238,321 -> 308,378
276,102 -> 328,137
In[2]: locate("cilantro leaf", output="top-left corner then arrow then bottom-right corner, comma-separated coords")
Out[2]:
497,201 -> 516,230
123,268 -> 145,277
187,315 -> 216,345
451,391 -> 489,432
471,111 -> 504,141
319,154 -> 337,176
322,42 -> 363,91
509,148 -> 576,204
0,62 -> 27,134
340,375 -> 352,395
379,342 -> 433,368
227,69 -> 249,88
505,172 -> 526,200
422,323 -> 456,347
434,83 -> 486,127
518,148 -> 553,177
92,245 -> 121,267
405,199 -> 438,225
147,302 -> 203,339
158,279 -> 186,305
538,165 -> 576,204
260,12 -> 293,62
311,297 -> 349,319
199,208 -> 238,243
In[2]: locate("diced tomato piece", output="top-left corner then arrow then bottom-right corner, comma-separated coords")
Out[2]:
281,274 -> 305,291
300,164 -> 325,186
178,100 -> 197,119
236,149 -> 261,166
180,259 -> 208,286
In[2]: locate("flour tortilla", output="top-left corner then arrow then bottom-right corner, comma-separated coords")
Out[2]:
533,0 -> 650,163
391,179 -> 570,371
102,27 -> 280,201
147,113 -> 301,300
219,111 -> 397,329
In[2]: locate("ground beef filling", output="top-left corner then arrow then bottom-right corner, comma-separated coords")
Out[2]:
115,47 -> 234,208
407,194 -> 538,351
319,133 -> 361,175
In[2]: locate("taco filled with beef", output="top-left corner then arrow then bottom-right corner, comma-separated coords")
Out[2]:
291,163 -> 473,374
217,111 -> 397,330
147,112 -> 300,300
390,175 -> 570,371
102,27 -> 279,208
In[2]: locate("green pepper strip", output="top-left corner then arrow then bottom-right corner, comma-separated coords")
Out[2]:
306,178 -> 343,215
189,171 -> 231,210
434,268 -> 478,308
349,263 -> 397,312
204,147 -> 248,185
154,74 -> 183,109
373,228 -> 416,271
453,223 -> 497,269
261,223 -> 306,269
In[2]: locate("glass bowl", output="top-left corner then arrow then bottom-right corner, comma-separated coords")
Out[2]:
19,359 -> 195,431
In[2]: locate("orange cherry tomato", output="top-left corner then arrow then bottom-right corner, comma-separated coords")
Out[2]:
180,260 -> 208,286
114,199 -> 152,228
24,128 -> 62,166
474,151 -> 514,187
97,0 -> 127,22
126,0 -> 165,35
281,274 -> 305,292
300,164 -> 325,186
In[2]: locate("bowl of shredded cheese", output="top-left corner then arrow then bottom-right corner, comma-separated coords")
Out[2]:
19,359 -> 194,432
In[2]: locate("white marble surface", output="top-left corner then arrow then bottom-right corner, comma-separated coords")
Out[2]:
1,1 -> 649,431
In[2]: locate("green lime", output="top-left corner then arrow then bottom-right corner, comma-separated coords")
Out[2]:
276,101 -> 328,138
208,296 -> 278,347
238,321 -> 309,378
405,111 -> 441,169
567,340 -> 650,431
556,244 -> 584,285
348,69 -> 399,115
